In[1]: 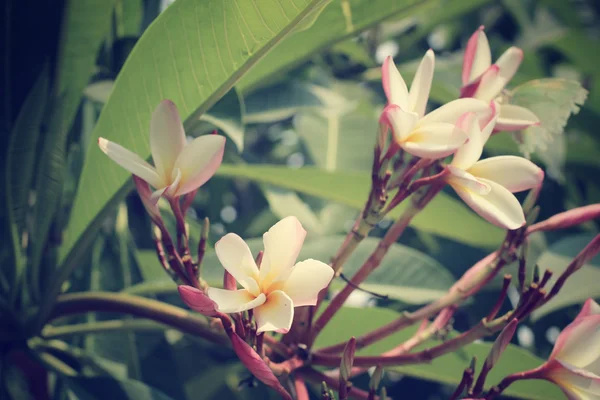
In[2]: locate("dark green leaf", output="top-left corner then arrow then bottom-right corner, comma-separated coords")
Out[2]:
65,376 -> 175,400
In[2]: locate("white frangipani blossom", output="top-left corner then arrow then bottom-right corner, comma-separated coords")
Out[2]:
461,26 -> 540,132
207,216 -> 334,333
446,111 -> 544,230
98,100 -> 225,201
380,50 -> 489,159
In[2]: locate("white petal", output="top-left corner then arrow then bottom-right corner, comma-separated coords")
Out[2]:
447,165 -> 491,195
469,156 -> 543,193
495,104 -> 540,132
450,178 -> 525,230
552,315 -> 600,370
206,288 -> 265,313
382,56 -> 409,110
254,290 -> 294,333
150,100 -> 187,181
280,259 -> 334,307
548,360 -> 600,400
409,49 -> 435,117
380,104 -> 419,143
473,65 -> 500,103
215,233 -> 260,295
475,47 -> 523,102
260,217 -> 307,287
451,108 -> 498,170
463,26 -> 492,85
402,122 -> 467,159
98,137 -> 162,188
419,98 -> 489,126
173,134 -> 225,196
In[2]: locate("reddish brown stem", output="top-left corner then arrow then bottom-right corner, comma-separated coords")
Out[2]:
486,275 -> 511,321
297,368 -> 375,400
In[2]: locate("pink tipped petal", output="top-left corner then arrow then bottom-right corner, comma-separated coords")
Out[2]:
260,216 -> 307,285
380,104 -> 419,143
495,104 -> 540,131
402,122 -> 467,159
419,98 -> 489,126
473,65 -> 501,102
409,49 -> 435,117
206,288 -> 266,313
463,26 -> 492,85
469,156 -> 543,193
546,359 -> 600,400
215,233 -> 260,294
551,315 -> 600,369
150,100 -> 187,180
281,259 -> 334,307
173,134 -> 226,196
98,137 -> 162,188
496,47 -> 523,85
578,299 -> 600,320
451,113 -> 484,170
228,332 -> 293,400
178,285 -> 218,316
254,290 -> 294,333
447,165 -> 491,195
382,56 -> 410,109
450,178 -> 526,230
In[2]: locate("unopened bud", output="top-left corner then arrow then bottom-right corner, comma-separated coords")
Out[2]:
224,270 -> 237,291
369,365 -> 384,392
228,331 -> 292,400
133,175 -> 164,226
177,285 -> 218,316
340,337 -> 356,382
486,318 -> 518,368
527,204 -> 600,235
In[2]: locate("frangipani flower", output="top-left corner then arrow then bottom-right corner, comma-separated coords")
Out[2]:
206,216 -> 333,333
379,50 -> 490,159
98,100 -> 225,201
519,299 -> 600,399
446,112 -> 543,230
461,26 -> 539,132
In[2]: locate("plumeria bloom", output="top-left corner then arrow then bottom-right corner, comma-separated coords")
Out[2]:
513,299 -> 600,399
379,50 -> 490,159
98,100 -> 225,202
205,216 -> 333,333
460,26 -> 539,132
446,111 -> 544,230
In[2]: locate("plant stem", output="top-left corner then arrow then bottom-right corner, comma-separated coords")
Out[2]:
48,292 -> 228,346
297,367 -> 374,400
41,319 -> 170,339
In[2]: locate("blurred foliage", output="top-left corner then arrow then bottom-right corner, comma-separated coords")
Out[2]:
2,0 -> 600,399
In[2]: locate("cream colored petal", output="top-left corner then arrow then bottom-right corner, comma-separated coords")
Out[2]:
173,134 -> 225,196
473,65 -> 500,103
402,122 -> 467,159
548,360 -> 600,400
463,26 -> 492,85
475,47 -> 523,102
98,137 -> 162,188
382,56 -> 410,110
281,259 -> 334,307
380,104 -> 419,143
451,109 -> 498,170
419,98 -> 489,126
450,177 -> 525,230
206,288 -> 266,314
150,100 -> 187,180
408,49 -> 435,117
215,233 -> 260,295
447,165 -> 491,195
496,104 -> 540,132
552,315 -> 600,370
469,156 -> 543,193
260,216 -> 307,286
254,290 -> 294,333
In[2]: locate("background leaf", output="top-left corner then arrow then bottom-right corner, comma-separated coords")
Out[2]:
65,376 -> 175,400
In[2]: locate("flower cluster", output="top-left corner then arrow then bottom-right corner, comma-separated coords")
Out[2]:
378,27 -> 543,230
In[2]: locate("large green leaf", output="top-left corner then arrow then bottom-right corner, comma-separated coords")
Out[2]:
58,0 -> 331,283
65,376 -> 175,400
238,0 -> 447,93
531,233 -> 600,320
314,306 -> 563,399
215,165 -> 504,248
129,235 -> 454,304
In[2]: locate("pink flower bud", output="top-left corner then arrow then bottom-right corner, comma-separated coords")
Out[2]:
133,175 -> 164,226
228,331 -> 292,400
340,337 -> 356,382
223,270 -> 237,291
486,318 -> 518,368
177,285 -> 218,317
527,204 -> 600,234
